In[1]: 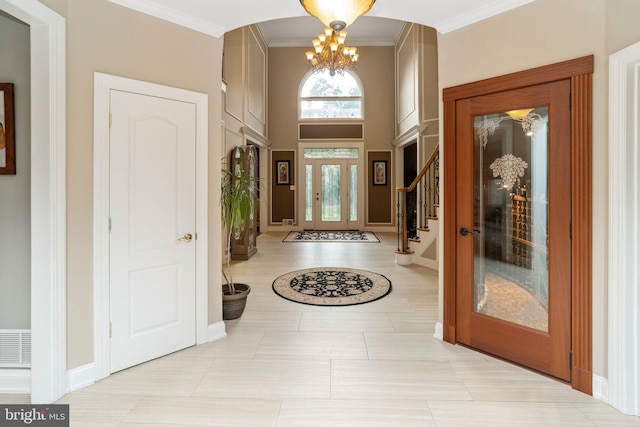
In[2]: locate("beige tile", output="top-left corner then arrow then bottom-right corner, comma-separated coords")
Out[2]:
428,401 -> 596,426
174,332 -> 264,359
577,402 -> 640,425
45,232 -> 640,426
193,358 -> 330,399
76,370 -> 201,397
365,332 -> 482,361
331,359 -> 472,401
224,310 -> 302,333
277,399 -> 436,426
0,394 -> 30,404
299,311 -> 395,332
388,310 -> 437,333
466,384 -> 599,403
122,396 -> 280,426
56,393 -> 138,424
255,332 -> 368,359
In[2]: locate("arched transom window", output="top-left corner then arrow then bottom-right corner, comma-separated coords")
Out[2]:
299,70 -> 363,119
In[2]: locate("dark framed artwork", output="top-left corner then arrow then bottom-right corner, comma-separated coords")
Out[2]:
276,160 -> 290,185
372,160 -> 387,185
0,83 -> 15,175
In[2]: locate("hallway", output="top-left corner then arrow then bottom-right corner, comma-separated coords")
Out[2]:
4,232 -> 638,425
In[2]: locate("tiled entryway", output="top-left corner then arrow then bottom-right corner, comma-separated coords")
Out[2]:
5,232 -> 639,426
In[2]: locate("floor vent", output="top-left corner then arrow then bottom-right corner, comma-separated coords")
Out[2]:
0,329 -> 31,368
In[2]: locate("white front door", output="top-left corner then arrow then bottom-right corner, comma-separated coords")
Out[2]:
109,89 -> 197,373
302,159 -> 360,230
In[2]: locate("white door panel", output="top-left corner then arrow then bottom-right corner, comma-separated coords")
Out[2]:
109,90 -> 196,373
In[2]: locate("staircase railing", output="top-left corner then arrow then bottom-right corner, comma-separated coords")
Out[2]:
396,147 -> 439,254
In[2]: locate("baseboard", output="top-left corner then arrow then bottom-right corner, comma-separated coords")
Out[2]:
364,226 -> 395,233
433,322 -> 443,340
66,363 -> 95,393
267,225 -> 298,232
592,374 -> 609,403
0,369 -> 31,394
207,321 -> 227,342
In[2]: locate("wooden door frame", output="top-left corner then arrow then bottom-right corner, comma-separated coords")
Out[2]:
442,56 -> 594,395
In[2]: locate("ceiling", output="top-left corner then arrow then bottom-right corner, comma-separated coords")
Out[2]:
257,16 -> 405,47
107,0 -> 535,45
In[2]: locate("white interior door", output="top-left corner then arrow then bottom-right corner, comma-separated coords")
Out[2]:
109,89 -> 196,373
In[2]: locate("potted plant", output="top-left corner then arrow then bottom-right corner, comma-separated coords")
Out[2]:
220,146 -> 257,320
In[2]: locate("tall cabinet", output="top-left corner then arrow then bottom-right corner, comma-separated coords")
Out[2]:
230,145 -> 258,260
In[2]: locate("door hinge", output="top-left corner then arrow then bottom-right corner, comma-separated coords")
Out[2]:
569,93 -> 572,110
569,222 -> 572,240
109,217 -> 112,232
109,112 -> 112,128
569,351 -> 572,369
109,322 -> 112,338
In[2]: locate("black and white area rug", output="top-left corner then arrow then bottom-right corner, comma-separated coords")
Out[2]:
272,267 -> 392,306
282,231 -> 380,242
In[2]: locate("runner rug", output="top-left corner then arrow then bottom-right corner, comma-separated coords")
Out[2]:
272,267 -> 392,306
282,230 -> 380,242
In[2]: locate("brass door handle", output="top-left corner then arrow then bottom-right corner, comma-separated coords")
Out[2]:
178,233 -> 193,242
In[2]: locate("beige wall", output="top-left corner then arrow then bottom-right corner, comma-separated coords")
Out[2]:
268,46 -> 395,151
0,12 -> 30,329
38,0 -> 224,370
437,0 -> 640,380
267,45 -> 395,225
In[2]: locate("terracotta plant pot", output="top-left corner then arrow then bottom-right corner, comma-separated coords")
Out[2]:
222,283 -> 251,320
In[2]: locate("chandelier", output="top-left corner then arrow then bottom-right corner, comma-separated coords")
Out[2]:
305,27 -> 359,77
300,0 -> 375,76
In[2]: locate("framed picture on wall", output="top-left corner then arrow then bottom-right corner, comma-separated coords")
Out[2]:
0,83 -> 16,175
373,160 -> 387,185
276,160 -> 290,185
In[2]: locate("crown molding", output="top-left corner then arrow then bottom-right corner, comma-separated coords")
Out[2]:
436,0 -> 534,34
107,0 -> 226,37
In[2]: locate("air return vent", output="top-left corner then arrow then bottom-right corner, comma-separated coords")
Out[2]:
0,330 -> 31,368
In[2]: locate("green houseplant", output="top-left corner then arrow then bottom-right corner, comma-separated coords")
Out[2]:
221,146 -> 257,320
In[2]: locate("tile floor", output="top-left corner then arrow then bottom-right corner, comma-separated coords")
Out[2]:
4,232 -> 640,426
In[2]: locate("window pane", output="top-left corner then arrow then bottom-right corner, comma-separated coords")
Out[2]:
300,100 -> 362,119
305,165 -> 313,221
321,164 -> 341,222
304,148 -> 359,159
301,72 -> 361,97
350,164 -> 357,222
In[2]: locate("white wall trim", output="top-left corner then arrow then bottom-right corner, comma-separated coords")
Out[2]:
0,0 -> 67,404
436,0 -> 534,34
207,321 -> 227,342
0,369 -> 31,394
106,0 -> 225,37
433,321 -> 443,341
608,41 -> 640,416
593,374 -> 609,404
93,73 -> 209,381
66,363 -> 95,393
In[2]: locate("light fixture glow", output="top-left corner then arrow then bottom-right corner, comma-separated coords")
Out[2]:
505,109 -> 534,121
304,28 -> 359,77
299,0 -> 376,32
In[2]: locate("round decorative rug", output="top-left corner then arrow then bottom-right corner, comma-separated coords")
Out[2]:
272,267 -> 392,306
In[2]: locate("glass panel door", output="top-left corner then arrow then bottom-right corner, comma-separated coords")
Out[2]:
474,107 -> 549,332
320,164 -> 342,222
455,80 -> 572,381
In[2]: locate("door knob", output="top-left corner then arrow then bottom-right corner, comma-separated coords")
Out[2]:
178,233 -> 193,242
459,227 -> 481,236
